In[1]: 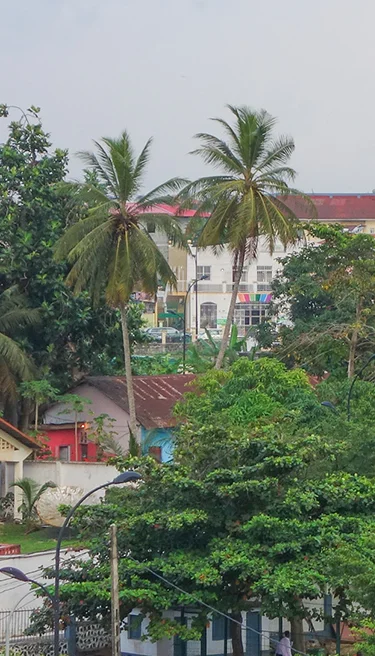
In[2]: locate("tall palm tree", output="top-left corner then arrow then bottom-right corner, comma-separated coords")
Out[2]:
182,106 -> 310,369
0,290 -> 37,401
55,132 -> 187,435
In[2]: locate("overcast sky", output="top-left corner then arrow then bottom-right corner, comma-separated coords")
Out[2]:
1,0 -> 375,193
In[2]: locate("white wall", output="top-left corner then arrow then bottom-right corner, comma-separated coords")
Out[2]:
186,238 -> 302,334
0,548 -> 87,611
23,461 -> 120,493
43,384 -> 132,452
120,606 -> 327,656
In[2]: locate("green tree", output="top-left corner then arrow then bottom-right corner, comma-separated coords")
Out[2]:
260,223 -> 375,377
181,106 -> 309,369
41,428 -> 375,656
10,477 -> 57,531
0,290 -> 38,406
33,361 -> 375,654
55,132 -> 186,434
0,106 -> 148,422
20,380 -> 59,430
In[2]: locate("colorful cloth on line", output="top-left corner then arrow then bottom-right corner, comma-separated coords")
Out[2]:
237,293 -> 272,303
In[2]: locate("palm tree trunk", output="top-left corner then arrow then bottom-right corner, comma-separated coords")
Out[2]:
230,612 -> 244,656
119,303 -> 138,437
34,403 -> 39,432
215,248 -> 246,370
348,298 -> 363,378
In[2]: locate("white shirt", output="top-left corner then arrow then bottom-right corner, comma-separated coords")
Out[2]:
275,636 -> 292,656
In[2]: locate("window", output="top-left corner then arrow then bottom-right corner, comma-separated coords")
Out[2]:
232,267 -> 247,283
371,228 -> 375,234
146,221 -> 155,233
58,446 -> 70,462
128,614 -> 142,640
197,265 -> 211,280
200,302 -> 217,328
257,266 -> 273,291
80,444 -> 88,460
234,303 -> 268,327
212,614 -> 226,641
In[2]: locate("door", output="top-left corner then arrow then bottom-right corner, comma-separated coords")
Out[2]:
246,612 -> 261,656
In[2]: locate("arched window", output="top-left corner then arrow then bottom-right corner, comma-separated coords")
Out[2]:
200,302 -> 217,328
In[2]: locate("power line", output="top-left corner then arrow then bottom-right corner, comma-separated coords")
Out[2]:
126,555 -> 312,656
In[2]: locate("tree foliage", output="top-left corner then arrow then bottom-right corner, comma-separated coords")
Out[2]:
259,223 -> 375,377
34,361 -> 375,656
0,106 -> 147,421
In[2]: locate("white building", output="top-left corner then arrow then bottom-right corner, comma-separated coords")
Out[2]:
164,238 -> 297,339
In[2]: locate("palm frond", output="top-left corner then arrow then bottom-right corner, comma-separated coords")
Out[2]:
0,333 -> 34,381
138,177 -> 191,207
132,138 -> 153,194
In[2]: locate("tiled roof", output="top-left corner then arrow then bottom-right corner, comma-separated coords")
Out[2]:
85,375 -> 196,429
0,418 -> 39,449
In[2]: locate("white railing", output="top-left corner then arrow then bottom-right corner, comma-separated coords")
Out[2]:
170,281 -> 257,294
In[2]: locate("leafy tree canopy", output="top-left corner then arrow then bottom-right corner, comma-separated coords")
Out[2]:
0,106 -> 146,417
35,361 -> 375,656
258,223 -> 375,378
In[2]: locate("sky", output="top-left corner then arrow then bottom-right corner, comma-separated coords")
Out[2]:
1,0 -> 375,193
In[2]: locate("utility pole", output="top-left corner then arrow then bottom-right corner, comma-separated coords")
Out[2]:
110,524 -> 121,656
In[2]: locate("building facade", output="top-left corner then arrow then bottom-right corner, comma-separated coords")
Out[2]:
162,194 -> 375,336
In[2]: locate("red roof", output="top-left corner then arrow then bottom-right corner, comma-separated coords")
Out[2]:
125,203 -> 208,218
0,418 -> 39,449
85,375 -> 196,429
283,194 -> 375,221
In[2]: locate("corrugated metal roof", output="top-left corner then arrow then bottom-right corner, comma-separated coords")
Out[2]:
85,375 -> 196,429
283,194 -> 375,220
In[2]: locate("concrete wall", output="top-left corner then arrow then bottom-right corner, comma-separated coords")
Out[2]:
0,548 -> 87,611
43,384 -> 132,452
23,461 -> 120,492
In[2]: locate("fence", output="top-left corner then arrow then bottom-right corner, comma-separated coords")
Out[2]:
0,608 -> 36,641
0,609 -> 110,654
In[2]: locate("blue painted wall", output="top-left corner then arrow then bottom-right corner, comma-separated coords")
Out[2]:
141,426 -> 175,463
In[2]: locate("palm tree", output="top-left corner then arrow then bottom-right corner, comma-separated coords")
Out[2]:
182,106 -> 311,369
0,290 -> 38,401
10,477 -> 57,531
55,132 -> 186,435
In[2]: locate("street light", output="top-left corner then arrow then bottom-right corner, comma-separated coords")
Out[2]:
187,239 -> 199,339
0,566 -> 54,601
0,568 -> 54,656
347,353 -> 375,421
320,401 -> 338,414
53,470 -> 142,656
182,276 -> 209,375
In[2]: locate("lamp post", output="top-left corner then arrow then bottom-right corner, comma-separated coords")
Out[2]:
0,569 -> 54,656
187,240 -> 199,339
347,353 -> 375,421
53,470 -> 142,656
320,401 -> 338,414
182,276 -> 209,375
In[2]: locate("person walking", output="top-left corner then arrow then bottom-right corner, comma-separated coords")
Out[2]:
275,631 -> 292,656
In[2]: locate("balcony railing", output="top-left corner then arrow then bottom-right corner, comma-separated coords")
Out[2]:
169,281 -> 261,294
